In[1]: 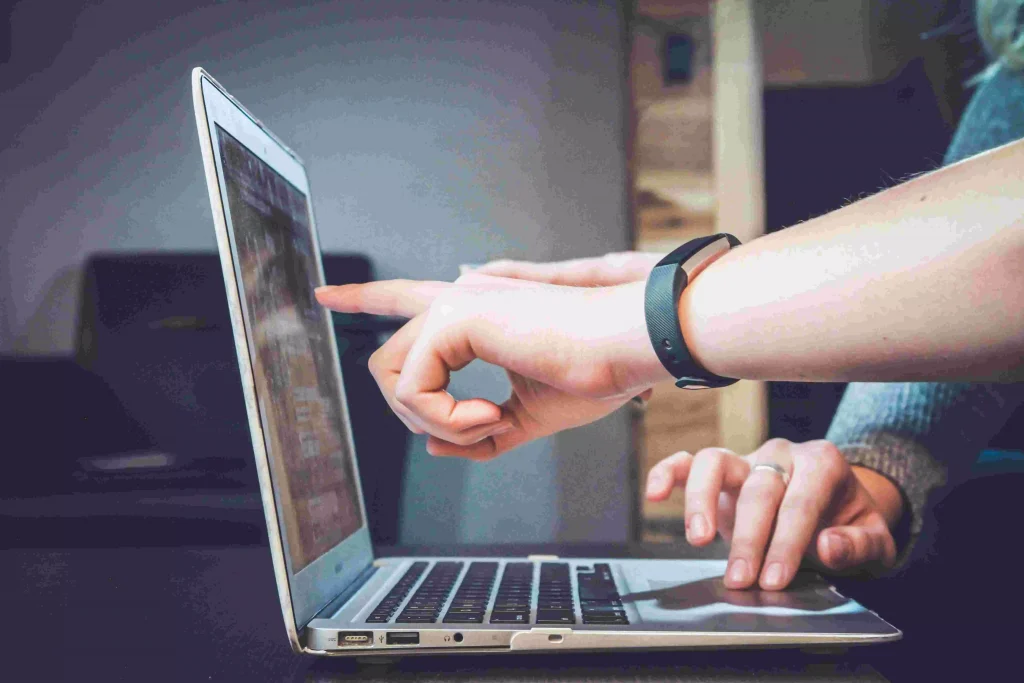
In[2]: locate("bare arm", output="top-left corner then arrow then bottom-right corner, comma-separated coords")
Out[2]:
318,140 -> 1024,461
677,137 -> 1024,383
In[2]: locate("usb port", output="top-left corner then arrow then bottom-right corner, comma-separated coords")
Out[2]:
337,631 -> 373,647
386,632 -> 420,645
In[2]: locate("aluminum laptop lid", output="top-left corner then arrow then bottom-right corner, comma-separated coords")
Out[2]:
191,67 -> 374,652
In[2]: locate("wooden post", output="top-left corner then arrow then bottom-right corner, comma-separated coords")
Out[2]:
631,0 -> 766,538
713,0 -> 768,455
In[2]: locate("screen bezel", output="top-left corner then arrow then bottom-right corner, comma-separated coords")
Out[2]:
192,68 -> 373,639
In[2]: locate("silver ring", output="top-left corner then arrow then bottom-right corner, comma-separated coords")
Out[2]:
751,463 -> 790,487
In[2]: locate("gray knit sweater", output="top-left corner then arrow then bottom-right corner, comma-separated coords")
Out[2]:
825,64 -> 1024,563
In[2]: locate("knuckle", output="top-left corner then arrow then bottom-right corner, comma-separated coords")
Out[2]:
649,457 -> 671,473
763,438 -> 792,451
811,440 -> 846,469
796,441 -> 847,485
366,350 -> 384,376
664,450 -> 692,467
393,382 -> 416,406
695,447 -> 728,466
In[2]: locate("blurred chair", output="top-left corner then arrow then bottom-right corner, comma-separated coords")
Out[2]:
2,251 -> 408,547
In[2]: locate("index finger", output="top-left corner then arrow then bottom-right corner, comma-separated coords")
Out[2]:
314,279 -> 451,318
473,259 -> 590,285
474,256 -> 644,287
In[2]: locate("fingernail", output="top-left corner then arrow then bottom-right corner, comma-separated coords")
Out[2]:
314,286 -> 331,294
727,558 -> 749,584
828,533 -> 851,565
763,562 -> 785,588
688,514 -> 708,541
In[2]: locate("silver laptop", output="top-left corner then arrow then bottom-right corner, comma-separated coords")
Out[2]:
191,67 -> 901,656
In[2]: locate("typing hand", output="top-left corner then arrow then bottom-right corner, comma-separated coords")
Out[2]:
316,273 -> 671,460
645,439 -> 904,590
471,252 -> 663,287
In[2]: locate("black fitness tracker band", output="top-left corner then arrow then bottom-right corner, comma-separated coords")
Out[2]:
644,233 -> 741,390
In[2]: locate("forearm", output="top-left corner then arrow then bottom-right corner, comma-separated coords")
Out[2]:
679,138 -> 1024,382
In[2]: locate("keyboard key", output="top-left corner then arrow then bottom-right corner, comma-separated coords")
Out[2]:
396,615 -> 438,623
578,584 -> 619,600
583,615 -> 630,625
536,609 -> 575,624
443,613 -> 484,623
490,611 -> 530,624
581,602 -> 626,614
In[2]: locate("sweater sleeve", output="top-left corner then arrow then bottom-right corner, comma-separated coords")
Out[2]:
826,382 -> 1024,564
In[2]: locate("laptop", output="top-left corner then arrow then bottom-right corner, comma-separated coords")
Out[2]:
191,67 -> 901,656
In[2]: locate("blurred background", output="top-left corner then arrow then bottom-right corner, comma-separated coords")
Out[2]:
2,0 -> 1018,555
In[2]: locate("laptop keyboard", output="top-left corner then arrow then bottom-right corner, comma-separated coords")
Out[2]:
395,561 -> 463,623
536,561 -> 575,624
443,561 -> 499,624
487,561 -> 533,624
367,560 -> 629,626
579,563 -> 629,624
365,561 -> 428,623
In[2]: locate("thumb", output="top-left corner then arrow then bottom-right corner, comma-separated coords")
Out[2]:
816,521 -> 897,572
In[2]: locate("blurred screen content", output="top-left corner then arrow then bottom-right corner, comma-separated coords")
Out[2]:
217,127 -> 363,572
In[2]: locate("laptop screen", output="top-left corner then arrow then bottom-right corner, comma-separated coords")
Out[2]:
216,126 -> 364,573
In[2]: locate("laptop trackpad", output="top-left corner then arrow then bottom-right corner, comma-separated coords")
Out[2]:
620,561 -> 863,630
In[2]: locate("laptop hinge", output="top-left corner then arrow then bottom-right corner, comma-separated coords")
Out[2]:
306,563 -> 379,625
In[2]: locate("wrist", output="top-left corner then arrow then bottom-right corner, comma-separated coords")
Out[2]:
600,281 -> 675,393
852,465 -> 905,529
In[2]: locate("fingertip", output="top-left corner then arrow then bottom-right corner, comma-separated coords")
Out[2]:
313,285 -> 333,304
644,487 -> 666,502
819,529 -> 852,568
686,513 -> 712,545
645,471 -> 670,500
724,558 -> 752,589
759,562 -> 789,591
314,284 -> 351,309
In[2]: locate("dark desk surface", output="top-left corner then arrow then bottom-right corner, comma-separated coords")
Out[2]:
4,543 -> 899,683
8,476 -> 1023,681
